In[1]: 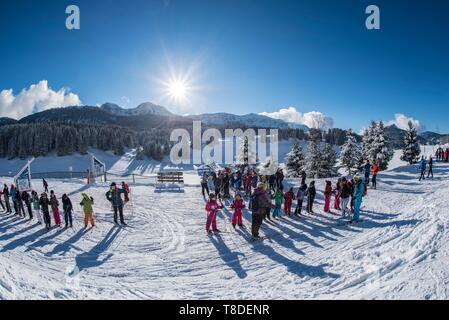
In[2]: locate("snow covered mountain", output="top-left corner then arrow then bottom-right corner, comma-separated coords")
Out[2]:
100,102 -> 173,117
188,112 -> 309,130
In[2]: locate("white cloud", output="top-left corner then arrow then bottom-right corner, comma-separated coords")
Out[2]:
387,113 -> 424,132
260,106 -> 334,130
0,80 -> 82,119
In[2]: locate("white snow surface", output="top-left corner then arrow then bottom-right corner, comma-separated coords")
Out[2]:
1,149 -> 448,299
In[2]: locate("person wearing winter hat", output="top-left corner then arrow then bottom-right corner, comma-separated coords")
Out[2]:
106,182 -> 128,225
80,193 -> 95,228
230,193 -> 245,228
205,193 -> 222,234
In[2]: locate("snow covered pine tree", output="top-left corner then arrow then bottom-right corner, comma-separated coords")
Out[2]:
340,129 -> 362,175
401,120 -> 421,164
285,143 -> 305,178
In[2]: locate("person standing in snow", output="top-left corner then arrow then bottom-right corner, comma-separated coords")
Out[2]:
419,156 -> 427,181
42,178 -> 49,193
39,193 -> 52,229
230,193 -> 245,229
251,183 -> 273,239
306,181 -> 316,214
62,194 -> 73,228
3,184 -> 11,213
427,157 -> 434,179
351,176 -> 365,223
122,181 -> 130,203
49,190 -> 62,227
80,193 -> 95,228
0,188 -> 5,212
21,190 -> 33,220
16,189 -> 26,217
200,173 -> 210,199
349,178 -> 355,213
300,171 -> 307,186
205,193 -> 222,234
283,187 -> 294,216
106,182 -> 128,225
333,178 -> 341,210
273,188 -> 284,219
364,160 -> 371,186
323,181 -> 333,213
371,161 -> 379,189
340,177 -> 351,217
295,183 -> 307,216
31,191 -> 43,225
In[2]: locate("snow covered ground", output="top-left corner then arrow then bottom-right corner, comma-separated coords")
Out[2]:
1,149 -> 448,299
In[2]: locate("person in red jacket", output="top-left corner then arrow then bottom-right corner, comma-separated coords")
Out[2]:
333,178 -> 341,210
323,181 -> 333,213
283,187 -> 294,216
243,172 -> 252,196
230,193 -> 245,228
371,161 -> 379,189
205,193 -> 222,234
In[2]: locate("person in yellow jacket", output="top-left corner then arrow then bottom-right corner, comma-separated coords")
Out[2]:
80,193 -> 95,228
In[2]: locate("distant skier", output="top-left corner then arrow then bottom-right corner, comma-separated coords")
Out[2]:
351,176 -> 365,223
300,171 -> 307,186
323,181 -> 333,213
106,182 -> 128,225
283,187 -> 294,216
418,156 -> 427,181
80,193 -> 95,228
230,193 -> 245,229
306,181 -> 316,214
49,190 -> 62,227
31,191 -> 43,225
371,161 -> 379,189
3,184 -> 11,213
272,188 -> 283,219
205,193 -> 222,234
340,177 -> 351,217
200,173 -> 210,199
427,157 -> 434,179
21,190 -> 33,220
62,194 -> 73,228
39,192 -> 52,229
295,183 -> 307,216
42,179 -> 49,193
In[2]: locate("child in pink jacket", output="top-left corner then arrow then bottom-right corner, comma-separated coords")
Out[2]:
230,193 -> 245,228
205,193 -> 222,234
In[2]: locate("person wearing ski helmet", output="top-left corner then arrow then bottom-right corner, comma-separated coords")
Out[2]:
205,193 -> 222,234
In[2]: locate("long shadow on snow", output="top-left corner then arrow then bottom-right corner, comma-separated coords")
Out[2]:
0,216 -> 29,232
210,234 -> 247,279
237,227 -> 339,279
1,227 -> 49,253
24,227 -> 67,252
42,228 -> 90,256
73,225 -> 121,273
0,223 -> 39,242
347,218 -> 421,230
261,220 -> 317,252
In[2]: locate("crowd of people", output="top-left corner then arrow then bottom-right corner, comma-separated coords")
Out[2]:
201,162 -> 378,240
435,146 -> 449,162
0,178 -> 131,230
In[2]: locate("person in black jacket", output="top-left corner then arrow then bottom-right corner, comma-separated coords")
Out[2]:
306,181 -> 316,214
15,189 -> 26,217
43,179 -> 49,193
62,194 -> 73,228
106,182 -> 128,225
427,157 -> 434,179
3,184 -> 11,213
39,193 -> 52,229
21,191 -> 33,220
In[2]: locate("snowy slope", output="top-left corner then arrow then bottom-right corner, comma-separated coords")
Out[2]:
1,154 -> 449,299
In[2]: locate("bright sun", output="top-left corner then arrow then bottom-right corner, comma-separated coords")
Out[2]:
168,80 -> 188,99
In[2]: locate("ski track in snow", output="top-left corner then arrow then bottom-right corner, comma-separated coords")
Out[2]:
1,162 -> 449,299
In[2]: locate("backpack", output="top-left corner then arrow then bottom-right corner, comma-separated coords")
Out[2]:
249,194 -> 259,211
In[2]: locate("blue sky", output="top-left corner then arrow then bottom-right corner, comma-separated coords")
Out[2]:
0,0 -> 448,132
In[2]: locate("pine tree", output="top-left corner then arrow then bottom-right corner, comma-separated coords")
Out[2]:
304,129 -> 323,178
340,129 -> 362,174
362,121 -> 376,162
372,121 -> 393,170
401,120 -> 421,164
320,143 -> 338,177
285,143 -> 305,178
236,136 -> 256,166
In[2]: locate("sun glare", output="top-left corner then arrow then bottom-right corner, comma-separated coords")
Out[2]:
168,80 -> 188,99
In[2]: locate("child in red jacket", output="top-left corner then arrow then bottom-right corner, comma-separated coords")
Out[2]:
230,193 -> 245,228
324,181 -> 332,213
283,187 -> 294,216
205,193 -> 222,234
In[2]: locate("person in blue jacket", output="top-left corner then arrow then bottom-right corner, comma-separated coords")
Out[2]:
351,176 -> 365,223
364,160 -> 371,185
419,156 -> 427,181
